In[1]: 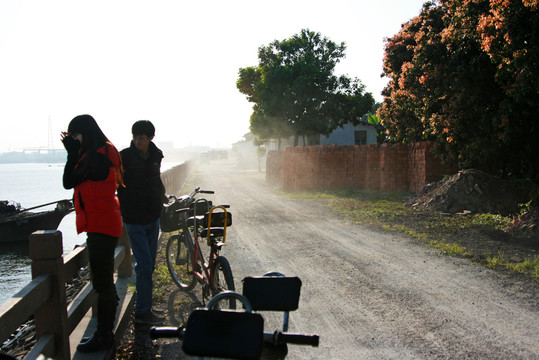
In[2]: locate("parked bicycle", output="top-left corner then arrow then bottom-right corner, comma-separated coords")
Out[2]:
161,187 -> 235,308
150,272 -> 319,359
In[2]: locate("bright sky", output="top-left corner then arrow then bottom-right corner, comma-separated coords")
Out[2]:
0,0 -> 426,152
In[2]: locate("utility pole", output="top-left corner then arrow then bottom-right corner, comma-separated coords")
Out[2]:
48,115 -> 53,151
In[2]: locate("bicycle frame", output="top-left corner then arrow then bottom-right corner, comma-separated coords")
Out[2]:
187,228 -> 218,290
166,187 -> 234,305
180,202 -> 227,296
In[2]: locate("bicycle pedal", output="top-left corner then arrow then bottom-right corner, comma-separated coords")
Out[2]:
175,259 -> 187,266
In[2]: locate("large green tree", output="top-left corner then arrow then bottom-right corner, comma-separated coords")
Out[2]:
379,0 -> 539,180
238,29 -> 374,147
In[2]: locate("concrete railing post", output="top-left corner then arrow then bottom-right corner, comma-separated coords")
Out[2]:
30,230 -> 70,360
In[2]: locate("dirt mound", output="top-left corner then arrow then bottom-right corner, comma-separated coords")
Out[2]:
509,207 -> 539,239
410,169 -> 528,216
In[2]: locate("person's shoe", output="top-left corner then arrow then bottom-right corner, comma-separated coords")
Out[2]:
76,331 -> 114,353
135,311 -> 166,326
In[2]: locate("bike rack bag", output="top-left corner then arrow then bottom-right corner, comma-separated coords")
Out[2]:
242,275 -> 302,333
160,197 -> 188,232
190,199 -> 213,216
242,276 -> 302,312
203,209 -> 232,227
182,309 -> 264,360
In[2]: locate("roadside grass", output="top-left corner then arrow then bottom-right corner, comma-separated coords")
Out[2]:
486,252 -> 539,280
153,171 -> 201,307
153,232 -> 174,302
283,188 -> 538,281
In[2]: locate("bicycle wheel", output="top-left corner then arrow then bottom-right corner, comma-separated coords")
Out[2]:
211,256 -> 236,309
166,233 -> 196,291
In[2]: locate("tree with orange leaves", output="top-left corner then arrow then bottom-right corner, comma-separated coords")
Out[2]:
379,0 -> 538,181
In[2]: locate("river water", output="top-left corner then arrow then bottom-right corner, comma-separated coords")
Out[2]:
0,161 -> 182,305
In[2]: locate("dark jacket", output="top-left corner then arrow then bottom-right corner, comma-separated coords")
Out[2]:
117,141 -> 165,225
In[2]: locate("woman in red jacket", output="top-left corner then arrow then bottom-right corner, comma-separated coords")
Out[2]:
62,114 -> 123,353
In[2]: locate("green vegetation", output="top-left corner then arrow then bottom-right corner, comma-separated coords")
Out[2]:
429,241 -> 471,257
284,188 -> 538,281
486,252 -> 539,280
152,232 -> 174,302
237,29 -> 374,147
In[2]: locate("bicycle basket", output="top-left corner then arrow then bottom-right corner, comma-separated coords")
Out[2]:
160,199 -> 187,232
203,211 -> 232,228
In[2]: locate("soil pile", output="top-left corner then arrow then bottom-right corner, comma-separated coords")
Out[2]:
409,169 -> 538,239
410,169 -> 528,216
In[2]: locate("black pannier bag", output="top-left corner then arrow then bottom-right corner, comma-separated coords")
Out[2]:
182,309 -> 264,359
203,210 -> 232,228
160,198 -> 186,232
160,197 -> 213,232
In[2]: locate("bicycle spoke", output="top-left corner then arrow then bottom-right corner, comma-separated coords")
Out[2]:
166,234 -> 196,290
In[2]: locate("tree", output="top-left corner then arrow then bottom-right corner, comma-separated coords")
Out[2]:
237,29 -> 374,147
379,0 -> 539,180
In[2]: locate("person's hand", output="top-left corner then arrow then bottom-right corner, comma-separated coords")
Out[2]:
61,132 -> 80,155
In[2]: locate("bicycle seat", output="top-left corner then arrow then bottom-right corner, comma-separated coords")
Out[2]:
182,309 -> 264,359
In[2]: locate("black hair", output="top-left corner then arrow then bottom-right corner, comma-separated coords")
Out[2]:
67,114 -> 109,152
132,120 -> 155,137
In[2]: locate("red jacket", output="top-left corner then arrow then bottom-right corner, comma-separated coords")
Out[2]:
73,143 -> 123,237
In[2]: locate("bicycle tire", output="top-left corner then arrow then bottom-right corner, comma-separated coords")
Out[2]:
166,233 -> 197,291
211,256 -> 236,309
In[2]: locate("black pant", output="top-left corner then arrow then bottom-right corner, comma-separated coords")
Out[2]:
87,232 -> 119,333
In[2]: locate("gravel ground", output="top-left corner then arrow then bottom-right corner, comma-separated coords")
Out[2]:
117,160 -> 539,359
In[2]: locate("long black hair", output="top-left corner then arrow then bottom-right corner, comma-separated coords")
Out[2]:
67,114 -> 109,152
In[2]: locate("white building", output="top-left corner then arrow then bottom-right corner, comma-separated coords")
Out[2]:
268,121 -> 380,150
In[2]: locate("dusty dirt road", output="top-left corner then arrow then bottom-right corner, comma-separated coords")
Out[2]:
178,159 -> 539,359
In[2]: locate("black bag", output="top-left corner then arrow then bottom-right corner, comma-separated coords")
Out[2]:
160,198 -> 188,232
203,211 -> 232,228
182,309 -> 264,359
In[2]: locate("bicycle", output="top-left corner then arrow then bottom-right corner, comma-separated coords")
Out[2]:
162,187 -> 235,308
150,272 -> 319,359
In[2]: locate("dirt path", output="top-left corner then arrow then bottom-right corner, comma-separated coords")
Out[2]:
160,159 -> 539,359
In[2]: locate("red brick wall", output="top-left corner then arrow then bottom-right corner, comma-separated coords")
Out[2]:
267,142 -> 455,192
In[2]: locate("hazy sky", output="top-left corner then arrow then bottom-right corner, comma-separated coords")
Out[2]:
0,0 -> 426,152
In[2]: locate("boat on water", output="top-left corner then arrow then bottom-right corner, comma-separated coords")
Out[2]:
0,199 -> 74,244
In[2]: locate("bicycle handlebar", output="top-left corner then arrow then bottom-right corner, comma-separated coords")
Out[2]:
149,327 -> 185,339
150,326 -> 319,347
166,188 -> 215,206
264,331 -> 319,347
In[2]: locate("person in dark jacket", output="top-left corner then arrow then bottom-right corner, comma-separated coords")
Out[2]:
62,114 -> 123,352
117,120 -> 166,326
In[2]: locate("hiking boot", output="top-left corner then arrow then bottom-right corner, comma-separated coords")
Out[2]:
135,311 -> 166,326
77,331 -> 114,352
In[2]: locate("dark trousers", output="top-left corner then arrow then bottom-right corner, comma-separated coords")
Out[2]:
87,232 -> 119,333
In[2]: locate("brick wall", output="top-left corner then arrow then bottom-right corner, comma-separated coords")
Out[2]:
267,142 -> 456,192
